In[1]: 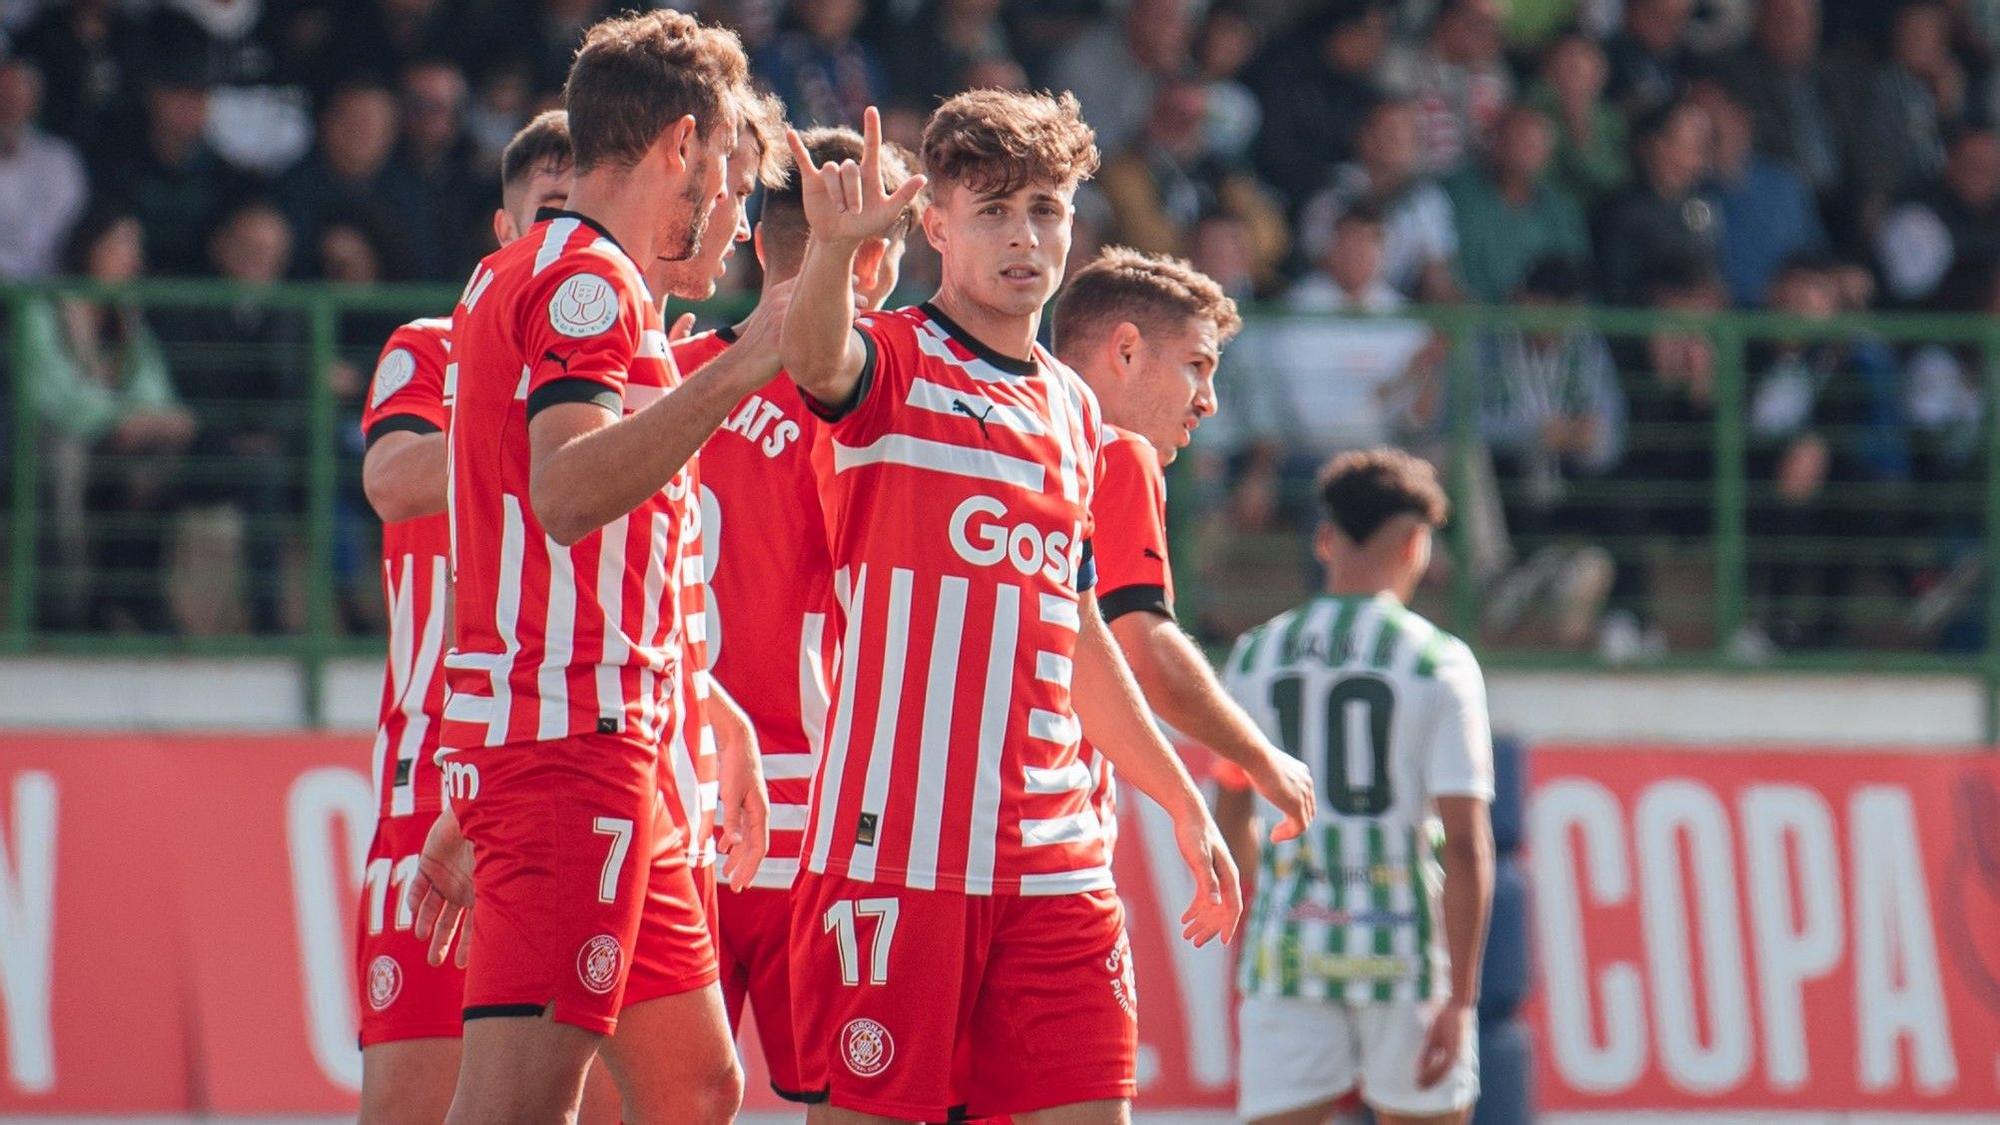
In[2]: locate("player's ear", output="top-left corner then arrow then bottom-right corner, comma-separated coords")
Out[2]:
752,223 -> 768,269
1112,321 -> 1142,375
1314,523 -> 1338,567
492,208 -> 515,248
663,114 -> 699,171
921,200 -> 946,252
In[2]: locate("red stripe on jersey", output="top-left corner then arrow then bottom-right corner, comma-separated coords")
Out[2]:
802,305 -> 1110,896
362,318 -> 453,817
1079,424 -> 1176,854
681,328 -> 835,888
441,215 -> 698,865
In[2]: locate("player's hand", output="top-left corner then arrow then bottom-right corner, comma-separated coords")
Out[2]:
1416,998 -> 1474,1088
668,311 -> 697,343
1172,802 -> 1242,948
1248,748 -> 1316,843
729,276 -> 796,380
407,804 -> 476,969
785,106 -> 925,247
709,687 -> 769,891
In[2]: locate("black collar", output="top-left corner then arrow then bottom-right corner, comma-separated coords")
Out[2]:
920,301 -> 1037,378
533,208 -> 626,257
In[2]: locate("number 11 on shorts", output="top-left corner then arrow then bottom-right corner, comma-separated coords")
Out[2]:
824,898 -> 900,986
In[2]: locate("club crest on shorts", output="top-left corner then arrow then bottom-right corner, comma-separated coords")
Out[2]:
550,273 -> 618,338
367,954 -> 403,1011
840,1017 -> 894,1077
577,933 -> 623,994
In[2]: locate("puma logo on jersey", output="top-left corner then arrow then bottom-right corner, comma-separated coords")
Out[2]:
1142,548 -> 1165,562
542,348 -> 572,374
951,397 -> 996,438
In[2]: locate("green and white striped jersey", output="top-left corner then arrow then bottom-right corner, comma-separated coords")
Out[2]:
1221,593 -> 1493,1005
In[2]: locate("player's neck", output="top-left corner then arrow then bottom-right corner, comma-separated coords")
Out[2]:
928,286 -> 1039,363
562,174 -> 660,267
1322,565 -> 1404,605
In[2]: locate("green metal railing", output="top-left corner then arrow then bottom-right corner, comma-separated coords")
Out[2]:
3,281 -> 1997,730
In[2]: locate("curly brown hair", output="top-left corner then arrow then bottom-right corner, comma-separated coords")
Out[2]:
736,89 -> 793,189
920,89 -> 1100,197
564,10 -> 749,173
1052,246 -> 1242,360
1318,449 -> 1450,546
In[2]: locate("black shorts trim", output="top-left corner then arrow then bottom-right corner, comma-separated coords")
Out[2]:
462,1002 -> 547,1021
773,1082 -> 825,1104
1099,583 -> 1174,624
800,329 -> 876,422
526,377 -> 622,420
363,414 -> 443,449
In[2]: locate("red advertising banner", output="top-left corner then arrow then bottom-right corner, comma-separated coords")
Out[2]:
1526,746 -> 2000,1114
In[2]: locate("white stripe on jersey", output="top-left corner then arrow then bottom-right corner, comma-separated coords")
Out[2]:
833,433 -> 1046,493
391,555 -> 447,816
513,364 -> 531,401
769,804 -> 811,830
1039,593 -> 1079,630
595,518 -> 629,727
799,611 -> 830,754
1024,760 -> 1093,793
905,573 -> 968,891
1020,811 -> 1099,847
757,856 -> 801,886
811,565 -> 869,870
534,218 -> 581,274
1040,354 -> 1083,503
536,537 -> 577,741
637,511 -> 672,741
1018,865 -> 1115,895
763,755 -> 819,780
639,329 -> 671,359
1027,708 -> 1077,744
847,568 -> 914,882
913,318 -> 1020,383
904,377 -> 1049,436
1034,651 -> 1072,687
441,691 -> 489,725
489,496 -> 527,746
964,584 -> 1020,894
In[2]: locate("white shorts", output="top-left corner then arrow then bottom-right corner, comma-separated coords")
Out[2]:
1236,993 -> 1479,1120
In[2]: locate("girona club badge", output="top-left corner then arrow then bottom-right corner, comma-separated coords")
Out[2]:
367,955 -> 403,1012
840,1017 -> 894,1078
577,934 -> 623,995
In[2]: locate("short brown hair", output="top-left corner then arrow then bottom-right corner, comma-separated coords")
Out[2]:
759,127 -> 919,273
921,89 -> 1099,197
737,89 -> 792,189
500,109 -> 572,191
563,10 -> 748,173
1318,449 -> 1449,545
1052,246 -> 1242,360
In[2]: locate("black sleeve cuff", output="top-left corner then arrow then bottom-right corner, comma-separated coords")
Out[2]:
1075,539 -> 1096,593
527,377 -> 623,420
364,414 -> 443,449
800,329 -> 877,422
1099,583 -> 1174,624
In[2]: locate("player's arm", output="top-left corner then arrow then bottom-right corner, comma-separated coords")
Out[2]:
1417,649 -> 1497,1088
705,678 -> 769,892
779,108 -> 925,410
1110,611 -> 1314,841
362,429 -> 447,522
1073,591 -> 1241,946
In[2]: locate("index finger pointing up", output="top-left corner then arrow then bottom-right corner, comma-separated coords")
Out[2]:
860,105 -> 882,194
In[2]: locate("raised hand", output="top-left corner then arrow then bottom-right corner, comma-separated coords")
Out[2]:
784,105 -> 926,247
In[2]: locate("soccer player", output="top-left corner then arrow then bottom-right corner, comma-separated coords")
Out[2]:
1217,450 -> 1495,1125
404,12 -> 795,1123
778,95 -> 1240,1122
675,125 -> 920,1103
353,108 -> 573,1125
1049,247 -> 1317,853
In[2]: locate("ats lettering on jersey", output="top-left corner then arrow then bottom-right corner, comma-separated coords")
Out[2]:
720,392 -> 803,458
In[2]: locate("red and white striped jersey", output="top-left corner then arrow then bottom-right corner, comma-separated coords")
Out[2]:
440,211 -> 700,819
362,316 -> 454,819
801,303 -> 1110,896
680,327 -> 836,889
1080,424 -> 1177,855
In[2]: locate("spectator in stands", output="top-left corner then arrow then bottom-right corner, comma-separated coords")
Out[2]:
1527,32 -> 1629,207
1743,256 -> 1910,653
101,54 -> 247,276
1380,0 -> 1512,176
325,0 -> 458,94
1249,0 -> 1388,213
1876,125 -> 2000,304
1050,0 -> 1192,157
398,58 -> 485,280
1096,76 -> 1290,295
1447,104 -> 1589,304
1478,258 -> 1624,650
1596,98 -> 1718,306
0,53 -> 86,279
11,0 -> 146,147
1604,0 -> 1697,118
23,205 -> 194,632
1191,4 -> 1262,165
139,0 -> 314,177
1694,79 -> 1828,307
885,0 -> 1016,109
1715,0 -> 1852,201
275,78 -> 432,278
1901,256 -> 1990,645
1870,0 -> 1965,198
754,0 -> 888,128
153,200 -> 303,635
1189,211 -> 1259,303
1298,97 -> 1460,301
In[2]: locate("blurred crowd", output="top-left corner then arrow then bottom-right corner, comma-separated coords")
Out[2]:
1,0 -> 1995,658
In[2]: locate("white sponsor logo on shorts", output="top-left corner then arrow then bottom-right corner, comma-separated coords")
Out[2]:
550,273 -> 619,338
367,954 -> 403,1011
1107,931 -> 1136,1018
578,933 -> 623,994
371,348 -> 416,408
841,1017 -> 894,1078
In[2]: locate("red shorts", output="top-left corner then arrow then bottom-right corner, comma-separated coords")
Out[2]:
790,871 -> 1137,1120
718,885 -> 805,1097
692,861 -> 719,947
447,733 -> 717,1035
356,812 -> 466,1046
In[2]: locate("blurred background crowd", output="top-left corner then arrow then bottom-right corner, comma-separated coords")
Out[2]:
1,0 -> 1995,662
